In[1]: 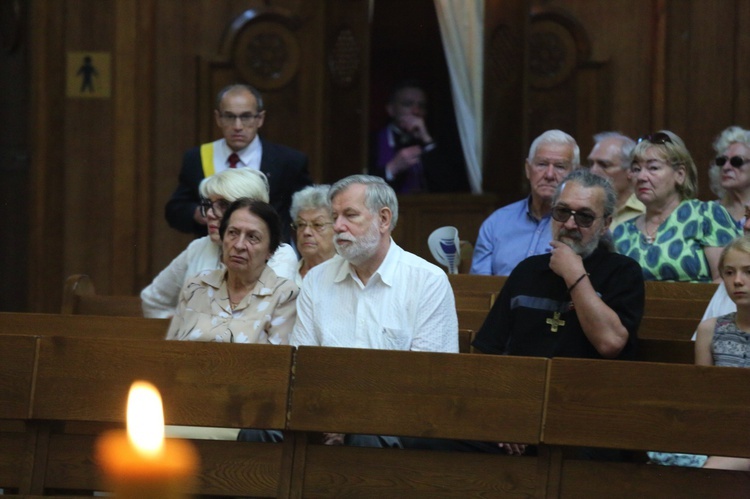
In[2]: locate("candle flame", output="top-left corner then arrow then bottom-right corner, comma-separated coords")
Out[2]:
126,381 -> 165,456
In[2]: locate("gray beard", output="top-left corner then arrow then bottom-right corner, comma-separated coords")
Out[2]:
557,229 -> 600,258
334,221 -> 380,266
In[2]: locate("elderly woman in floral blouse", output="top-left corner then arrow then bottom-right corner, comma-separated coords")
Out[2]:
166,198 -> 298,344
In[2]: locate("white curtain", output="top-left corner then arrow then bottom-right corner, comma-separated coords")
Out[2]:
434,0 -> 484,194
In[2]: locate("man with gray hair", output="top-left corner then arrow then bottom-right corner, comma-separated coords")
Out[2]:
471,129 -> 580,276
473,168 -> 643,362
292,174 -> 458,351
585,131 -> 644,229
291,174 -> 458,447
165,83 -> 311,241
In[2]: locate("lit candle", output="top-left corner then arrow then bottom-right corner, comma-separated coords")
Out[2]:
96,381 -> 199,499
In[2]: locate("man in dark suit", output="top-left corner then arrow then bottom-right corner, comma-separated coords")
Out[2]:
165,83 -> 311,241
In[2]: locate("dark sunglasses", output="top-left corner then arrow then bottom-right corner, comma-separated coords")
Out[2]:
551,206 -> 598,228
637,132 -> 672,145
715,155 -> 750,168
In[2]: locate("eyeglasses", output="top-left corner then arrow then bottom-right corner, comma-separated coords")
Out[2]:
637,132 -> 672,145
551,206 -> 598,228
200,199 -> 230,218
218,112 -> 263,127
291,221 -> 333,233
715,155 -> 750,168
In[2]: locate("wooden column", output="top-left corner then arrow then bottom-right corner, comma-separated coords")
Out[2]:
483,0 -> 529,205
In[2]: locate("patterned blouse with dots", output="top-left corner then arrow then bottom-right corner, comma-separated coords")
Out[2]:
613,199 -> 740,282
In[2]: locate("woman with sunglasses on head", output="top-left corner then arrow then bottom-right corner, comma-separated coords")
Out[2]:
289,184 -> 336,286
140,168 -> 297,318
707,126 -> 750,227
612,130 -> 740,282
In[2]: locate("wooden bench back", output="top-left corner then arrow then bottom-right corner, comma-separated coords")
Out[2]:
638,316 -> 700,340
26,338 -> 295,497
0,335 -> 37,491
543,357 -> 750,497
33,337 -> 293,428
0,312 -> 169,340
453,290 -> 497,310
636,338 -> 694,364
456,308 -> 489,331
449,273 -> 506,296
450,275 -> 718,299
286,346 -> 548,497
3,327 -> 748,497
644,280 -> 718,300
62,274 -> 143,317
290,347 -> 547,442
544,358 -> 750,457
643,297 -> 707,319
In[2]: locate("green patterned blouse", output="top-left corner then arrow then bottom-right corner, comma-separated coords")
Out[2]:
613,199 -> 740,282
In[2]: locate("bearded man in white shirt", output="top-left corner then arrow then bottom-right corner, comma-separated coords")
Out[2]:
290,174 -> 458,447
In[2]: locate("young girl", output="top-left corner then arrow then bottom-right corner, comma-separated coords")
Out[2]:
694,234 -> 750,470
695,235 -> 750,367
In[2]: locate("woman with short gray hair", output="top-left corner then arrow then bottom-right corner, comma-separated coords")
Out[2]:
290,184 -> 336,285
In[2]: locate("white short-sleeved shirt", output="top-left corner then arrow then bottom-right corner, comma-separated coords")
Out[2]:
291,240 -> 458,353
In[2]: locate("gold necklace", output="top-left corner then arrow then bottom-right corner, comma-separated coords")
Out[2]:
228,296 -> 241,310
643,220 -> 659,244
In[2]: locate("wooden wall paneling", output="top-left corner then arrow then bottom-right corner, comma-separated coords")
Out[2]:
676,1 -> 738,197
29,0 -> 67,312
0,0 -> 30,313
390,193 -> 498,263
650,0 -> 667,132
133,1 -> 156,291
296,1 -> 325,183
112,0 -> 155,294
148,1 -> 196,277
663,2 -> 690,145
736,1 -> 750,127
483,0 -> 528,204
205,6 -> 305,151
573,62 -> 610,156
539,0 -> 654,140
63,0 -> 116,295
321,0 -> 370,184
662,0 -> 741,199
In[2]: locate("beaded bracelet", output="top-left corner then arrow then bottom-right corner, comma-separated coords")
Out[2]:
568,272 -> 590,293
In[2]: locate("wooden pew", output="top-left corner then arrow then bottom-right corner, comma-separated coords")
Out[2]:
644,280 -> 718,300
457,328 -> 474,354
643,297 -> 707,320
449,273 -> 506,297
456,308 -> 489,332
24,337 -> 295,497
635,338 -> 695,364
453,290 -> 497,310
62,274 -> 143,317
450,274 -> 718,301
543,358 -> 750,497
285,346 -> 549,497
0,312 -> 169,340
0,335 -> 37,494
639,316 -> 700,341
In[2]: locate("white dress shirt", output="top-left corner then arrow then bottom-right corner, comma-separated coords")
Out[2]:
291,240 -> 458,353
213,137 -> 263,173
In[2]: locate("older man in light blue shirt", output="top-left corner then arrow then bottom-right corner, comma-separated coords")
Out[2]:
471,130 -> 579,276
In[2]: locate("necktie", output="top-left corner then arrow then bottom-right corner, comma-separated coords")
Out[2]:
228,153 -> 240,169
